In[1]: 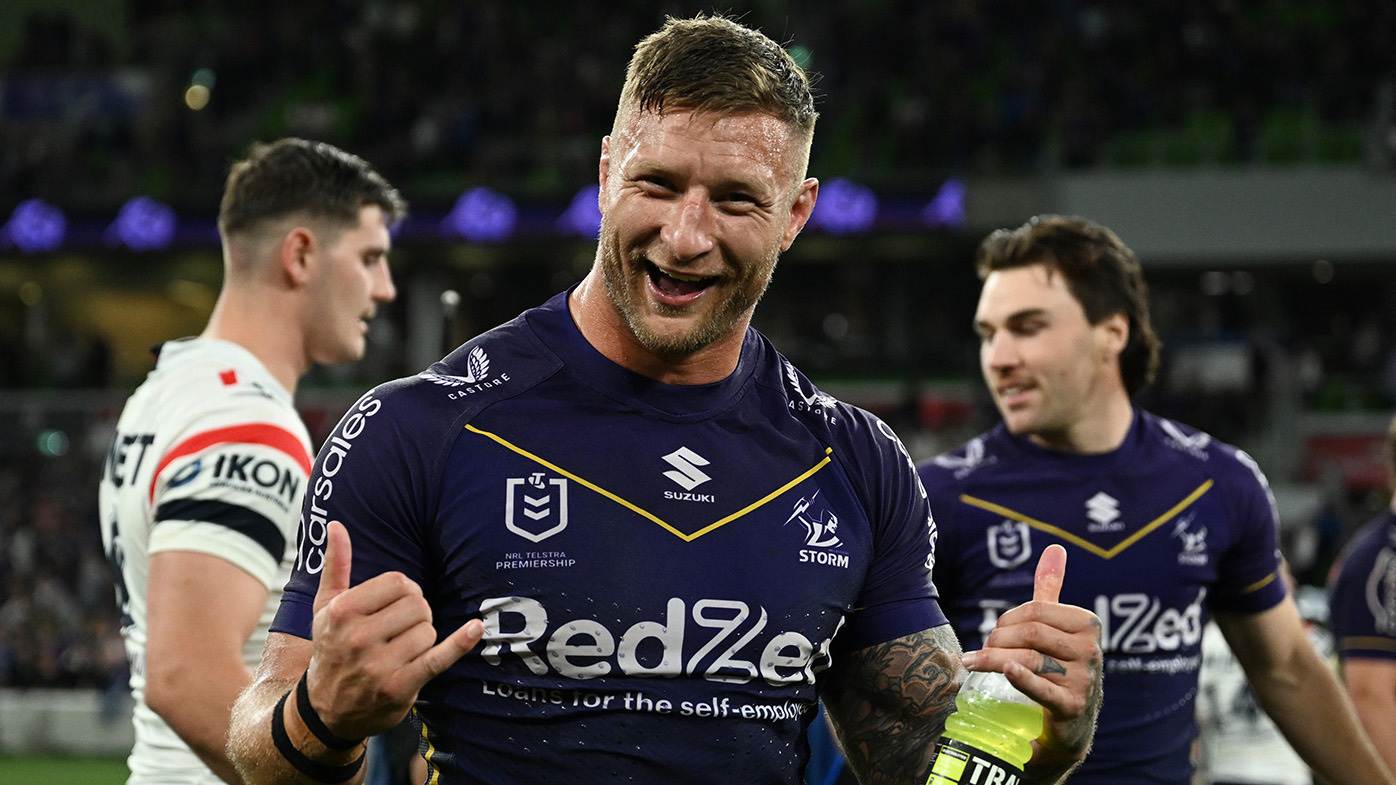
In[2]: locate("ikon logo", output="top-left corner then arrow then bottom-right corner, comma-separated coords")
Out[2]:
662,447 -> 711,491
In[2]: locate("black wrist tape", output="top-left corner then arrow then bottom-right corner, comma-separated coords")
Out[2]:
271,687 -> 365,783
295,671 -> 365,750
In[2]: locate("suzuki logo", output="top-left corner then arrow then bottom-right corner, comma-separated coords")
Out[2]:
662,447 -> 711,491
1086,492 -> 1121,531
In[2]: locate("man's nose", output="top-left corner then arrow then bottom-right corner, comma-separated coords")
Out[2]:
659,192 -> 716,262
373,262 -> 397,303
983,334 -> 1020,369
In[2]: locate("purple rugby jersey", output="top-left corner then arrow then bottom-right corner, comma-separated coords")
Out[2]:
273,289 -> 945,785
1329,511 -> 1396,663
918,411 -> 1286,785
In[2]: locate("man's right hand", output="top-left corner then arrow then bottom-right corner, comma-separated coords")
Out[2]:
305,520 -> 484,739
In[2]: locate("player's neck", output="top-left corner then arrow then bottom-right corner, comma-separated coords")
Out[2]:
568,274 -> 743,386
201,288 -> 308,396
1027,394 -> 1134,454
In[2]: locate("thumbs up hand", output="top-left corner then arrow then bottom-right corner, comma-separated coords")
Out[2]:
304,521 -> 485,740
964,544 -> 1102,764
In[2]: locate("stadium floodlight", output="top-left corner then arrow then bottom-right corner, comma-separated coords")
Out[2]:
808,178 -> 877,234
556,185 -> 602,238
2,199 -> 68,253
108,196 -> 177,251
442,187 -> 517,242
920,178 -> 967,229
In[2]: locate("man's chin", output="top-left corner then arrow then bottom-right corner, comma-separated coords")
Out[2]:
322,342 -> 367,366
631,317 -> 720,357
1000,412 -> 1036,436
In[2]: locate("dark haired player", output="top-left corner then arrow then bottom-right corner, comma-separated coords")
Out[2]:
919,214 -> 1392,785
100,138 -> 402,784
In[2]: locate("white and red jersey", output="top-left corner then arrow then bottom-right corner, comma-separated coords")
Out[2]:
98,338 -> 312,784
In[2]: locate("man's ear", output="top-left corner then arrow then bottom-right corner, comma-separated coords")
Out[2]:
781,178 -> 819,251
1099,311 -> 1130,357
597,135 -> 612,211
280,227 -> 316,286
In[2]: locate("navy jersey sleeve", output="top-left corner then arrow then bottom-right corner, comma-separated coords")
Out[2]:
272,382 -> 457,639
832,409 -> 945,653
916,448 -> 968,626
1329,515 -> 1396,661
1208,447 -> 1287,614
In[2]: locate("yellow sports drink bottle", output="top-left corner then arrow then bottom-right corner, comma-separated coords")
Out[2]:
926,671 -> 1043,785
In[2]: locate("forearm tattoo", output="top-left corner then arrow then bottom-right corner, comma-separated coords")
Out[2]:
821,626 -> 963,784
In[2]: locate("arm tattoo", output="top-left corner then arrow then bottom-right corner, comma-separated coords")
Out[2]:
821,625 -> 964,785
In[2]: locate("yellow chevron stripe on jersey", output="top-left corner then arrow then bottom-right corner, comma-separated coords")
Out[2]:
465,424 -> 833,542
416,708 -> 441,785
960,479 -> 1214,559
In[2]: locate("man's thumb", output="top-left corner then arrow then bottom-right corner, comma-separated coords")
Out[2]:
1033,543 -> 1067,603
314,520 -> 353,607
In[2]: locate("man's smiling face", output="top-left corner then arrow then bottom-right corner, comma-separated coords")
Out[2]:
595,108 -> 815,358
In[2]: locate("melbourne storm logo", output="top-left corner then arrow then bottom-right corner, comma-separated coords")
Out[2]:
786,491 -> 848,568
1172,514 -> 1209,566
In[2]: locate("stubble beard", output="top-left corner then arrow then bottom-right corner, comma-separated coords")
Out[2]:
597,217 -> 777,358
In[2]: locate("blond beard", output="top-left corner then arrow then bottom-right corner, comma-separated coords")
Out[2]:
595,215 -> 776,358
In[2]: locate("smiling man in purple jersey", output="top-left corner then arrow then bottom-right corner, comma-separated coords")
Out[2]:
227,16 -> 1102,785
918,214 -> 1393,785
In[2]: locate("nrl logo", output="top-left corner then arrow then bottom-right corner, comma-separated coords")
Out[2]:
422,346 -> 491,387
505,472 -> 568,542
987,519 -> 1031,569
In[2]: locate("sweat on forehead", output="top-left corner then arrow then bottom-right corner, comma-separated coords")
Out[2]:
609,109 -> 807,192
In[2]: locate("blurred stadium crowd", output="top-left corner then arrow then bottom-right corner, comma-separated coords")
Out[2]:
3,0 -> 1393,216
2,0 -> 1396,692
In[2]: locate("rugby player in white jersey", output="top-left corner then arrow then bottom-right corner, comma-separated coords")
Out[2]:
99,138 -> 402,784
